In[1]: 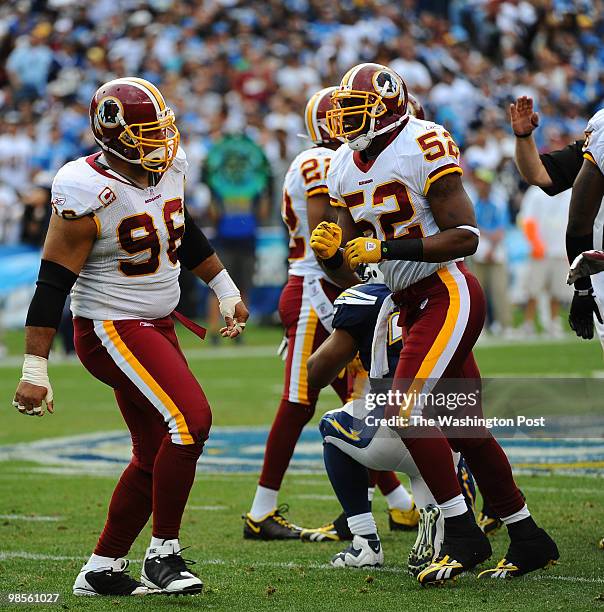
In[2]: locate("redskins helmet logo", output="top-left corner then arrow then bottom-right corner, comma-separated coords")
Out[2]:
97,96 -> 124,128
372,70 -> 400,99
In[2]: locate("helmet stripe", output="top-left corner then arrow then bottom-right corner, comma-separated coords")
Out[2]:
305,92 -> 319,143
110,78 -> 161,114
123,77 -> 166,112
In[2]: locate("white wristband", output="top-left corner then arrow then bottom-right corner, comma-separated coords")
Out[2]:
208,269 -> 241,320
20,354 -> 53,408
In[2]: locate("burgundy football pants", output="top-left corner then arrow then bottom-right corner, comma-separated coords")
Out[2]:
391,262 -> 525,519
74,316 -> 211,556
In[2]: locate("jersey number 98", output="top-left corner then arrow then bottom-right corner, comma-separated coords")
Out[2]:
117,198 -> 185,276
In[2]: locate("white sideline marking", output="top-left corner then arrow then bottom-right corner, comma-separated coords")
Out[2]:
1,551 -> 602,584
0,346 -> 278,369
0,514 -> 63,522
187,505 -> 228,511
521,485 -> 604,495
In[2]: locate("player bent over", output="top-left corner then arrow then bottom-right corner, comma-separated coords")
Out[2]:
244,87 -> 409,540
12,78 -> 248,596
312,62 -> 558,584
305,281 -> 475,572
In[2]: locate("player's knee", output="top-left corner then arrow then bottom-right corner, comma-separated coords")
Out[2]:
170,402 -> 212,445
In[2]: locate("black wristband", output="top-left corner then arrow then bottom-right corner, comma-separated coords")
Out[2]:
323,249 -> 344,269
177,206 -> 215,270
514,131 -> 533,138
566,233 -> 594,290
25,259 -> 78,329
381,238 -> 423,261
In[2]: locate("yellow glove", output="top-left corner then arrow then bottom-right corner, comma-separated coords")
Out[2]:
344,237 -> 382,269
310,221 -> 342,260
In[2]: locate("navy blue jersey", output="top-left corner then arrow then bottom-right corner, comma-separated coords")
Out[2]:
332,283 -> 401,377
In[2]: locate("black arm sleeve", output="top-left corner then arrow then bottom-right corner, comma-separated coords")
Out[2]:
25,259 -> 78,329
539,139 -> 585,196
177,205 -> 215,270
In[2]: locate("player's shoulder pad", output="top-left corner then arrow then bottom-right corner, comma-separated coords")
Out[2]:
171,145 -> 188,174
332,283 -> 391,329
585,108 -> 604,134
398,117 -> 445,153
51,157 -> 109,219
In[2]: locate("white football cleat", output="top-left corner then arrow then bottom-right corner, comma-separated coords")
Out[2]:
331,535 -> 384,568
408,504 -> 443,577
141,541 -> 203,595
73,558 -> 152,596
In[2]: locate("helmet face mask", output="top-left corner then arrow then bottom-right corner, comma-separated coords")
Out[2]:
326,63 -> 408,151
90,78 -> 180,173
118,109 -> 180,173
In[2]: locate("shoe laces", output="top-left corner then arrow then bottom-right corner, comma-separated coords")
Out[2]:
429,554 -> 462,569
493,558 -> 518,572
159,547 -> 197,575
272,504 -> 296,529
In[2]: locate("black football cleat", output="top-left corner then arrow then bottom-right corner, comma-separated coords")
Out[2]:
478,527 -> 559,579
408,504 -> 441,577
141,543 -> 202,595
300,511 -> 353,542
73,559 -> 153,596
417,511 -> 492,586
243,504 -> 302,540
389,502 -> 420,531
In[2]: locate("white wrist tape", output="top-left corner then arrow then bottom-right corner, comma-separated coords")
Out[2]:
21,354 -> 53,404
208,269 -> 241,320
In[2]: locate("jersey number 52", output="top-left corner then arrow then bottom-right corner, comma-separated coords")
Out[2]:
117,198 -> 184,276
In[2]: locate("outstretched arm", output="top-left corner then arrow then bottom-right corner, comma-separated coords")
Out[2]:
307,329 -> 358,389
510,96 -> 552,188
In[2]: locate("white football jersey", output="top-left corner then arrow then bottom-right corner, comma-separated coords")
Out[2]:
327,117 -> 462,292
282,146 -> 332,277
51,148 -> 187,320
583,108 -> 604,249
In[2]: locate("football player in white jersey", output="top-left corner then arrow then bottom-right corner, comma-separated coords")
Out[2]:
12,78 -> 248,596
310,63 -> 558,584
565,108 -> 604,341
244,87 -> 412,539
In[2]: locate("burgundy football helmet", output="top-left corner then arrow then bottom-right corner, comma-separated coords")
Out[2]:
89,77 -> 179,173
326,63 -> 408,150
304,86 -> 343,146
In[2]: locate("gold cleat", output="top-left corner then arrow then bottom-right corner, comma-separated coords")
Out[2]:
389,502 -> 420,531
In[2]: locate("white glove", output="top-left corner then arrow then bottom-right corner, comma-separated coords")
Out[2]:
14,354 -> 54,415
567,250 -> 604,285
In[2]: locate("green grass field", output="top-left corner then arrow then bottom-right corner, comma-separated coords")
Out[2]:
0,327 -> 603,611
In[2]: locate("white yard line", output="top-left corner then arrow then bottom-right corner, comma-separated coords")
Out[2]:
0,551 -> 601,584
186,505 -> 228,511
0,514 -> 63,522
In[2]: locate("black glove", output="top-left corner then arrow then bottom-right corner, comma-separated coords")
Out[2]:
568,288 -> 603,340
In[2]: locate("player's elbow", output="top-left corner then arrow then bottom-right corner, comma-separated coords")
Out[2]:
457,230 -> 479,257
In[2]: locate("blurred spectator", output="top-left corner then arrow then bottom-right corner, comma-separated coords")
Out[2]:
469,168 -> 511,334
19,172 -> 51,247
518,186 -> 571,337
203,132 -> 271,337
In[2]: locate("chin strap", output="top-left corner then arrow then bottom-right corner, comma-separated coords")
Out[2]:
348,113 -> 408,151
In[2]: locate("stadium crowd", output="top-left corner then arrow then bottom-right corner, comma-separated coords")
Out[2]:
0,0 -> 602,334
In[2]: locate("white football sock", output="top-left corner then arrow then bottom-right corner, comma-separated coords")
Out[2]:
440,494 -> 468,518
367,487 -> 375,502
249,485 -> 278,521
147,537 -> 180,557
347,512 -> 378,537
82,554 -> 118,571
501,504 -> 531,525
385,485 -> 413,510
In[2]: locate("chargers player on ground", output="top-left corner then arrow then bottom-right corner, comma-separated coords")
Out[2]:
310,63 -> 558,584
12,78 -> 248,596
244,87 -> 410,540
303,280 -> 476,573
